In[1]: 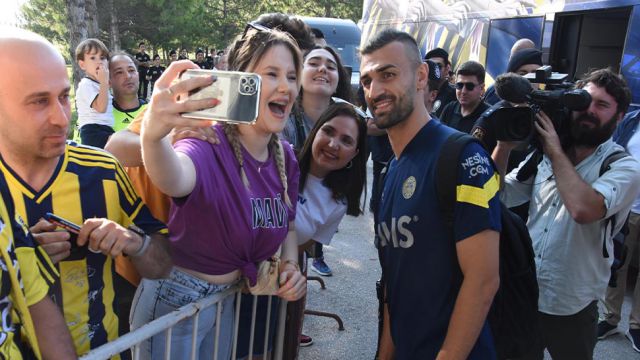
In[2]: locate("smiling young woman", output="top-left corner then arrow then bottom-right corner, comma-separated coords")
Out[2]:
283,102 -> 368,352
281,45 -> 353,151
134,26 -> 306,360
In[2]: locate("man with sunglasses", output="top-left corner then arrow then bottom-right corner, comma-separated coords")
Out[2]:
424,48 -> 456,117
439,61 -> 489,135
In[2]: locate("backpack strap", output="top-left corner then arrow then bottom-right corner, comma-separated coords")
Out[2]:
600,149 -> 630,258
436,132 -> 478,235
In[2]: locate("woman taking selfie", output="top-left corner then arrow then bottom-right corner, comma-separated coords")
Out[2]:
132,26 -> 306,359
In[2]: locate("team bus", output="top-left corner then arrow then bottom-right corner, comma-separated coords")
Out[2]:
360,0 -> 640,109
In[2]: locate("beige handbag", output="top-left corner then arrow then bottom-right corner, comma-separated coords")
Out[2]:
246,247 -> 281,295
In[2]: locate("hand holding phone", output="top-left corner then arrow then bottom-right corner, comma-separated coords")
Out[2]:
180,69 -> 261,124
44,212 -> 80,234
140,61 -> 219,143
44,213 -> 88,261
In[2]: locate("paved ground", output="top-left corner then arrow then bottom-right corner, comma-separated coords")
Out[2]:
298,160 -> 640,360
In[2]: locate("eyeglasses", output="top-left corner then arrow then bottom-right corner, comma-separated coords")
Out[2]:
242,22 -> 272,39
433,62 -> 445,70
455,82 -> 481,91
331,97 -> 369,120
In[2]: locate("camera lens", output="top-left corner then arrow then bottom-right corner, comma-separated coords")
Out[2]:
505,109 -> 533,141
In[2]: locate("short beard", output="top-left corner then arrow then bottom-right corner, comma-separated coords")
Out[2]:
374,87 -> 415,130
570,112 -> 617,147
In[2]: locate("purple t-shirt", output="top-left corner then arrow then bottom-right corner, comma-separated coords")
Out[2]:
170,125 -> 299,285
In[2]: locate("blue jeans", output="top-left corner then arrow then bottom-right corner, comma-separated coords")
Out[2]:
130,268 -> 236,360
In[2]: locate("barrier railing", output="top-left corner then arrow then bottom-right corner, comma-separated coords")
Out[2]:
80,284 -> 288,360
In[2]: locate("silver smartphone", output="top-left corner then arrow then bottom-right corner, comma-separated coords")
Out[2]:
180,69 -> 261,124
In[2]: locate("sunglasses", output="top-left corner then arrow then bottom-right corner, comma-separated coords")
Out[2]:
331,97 -> 369,120
241,22 -> 272,39
455,82 -> 481,91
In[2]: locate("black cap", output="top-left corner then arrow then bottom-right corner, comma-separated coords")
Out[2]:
425,59 -> 442,82
425,48 -> 449,64
507,48 -> 543,73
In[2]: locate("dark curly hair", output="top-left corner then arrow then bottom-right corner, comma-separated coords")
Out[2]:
254,13 -> 315,52
576,68 -> 631,115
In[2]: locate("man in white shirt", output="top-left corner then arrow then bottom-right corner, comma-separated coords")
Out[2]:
493,68 -> 640,359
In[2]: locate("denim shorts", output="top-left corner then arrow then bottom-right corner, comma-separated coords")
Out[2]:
156,268 -> 234,308
130,268 -> 236,360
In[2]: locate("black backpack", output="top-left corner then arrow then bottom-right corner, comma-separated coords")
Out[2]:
599,150 -> 631,288
436,132 -> 540,359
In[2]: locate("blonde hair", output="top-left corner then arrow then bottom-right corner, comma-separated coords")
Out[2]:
223,124 -> 292,208
221,27 -> 301,209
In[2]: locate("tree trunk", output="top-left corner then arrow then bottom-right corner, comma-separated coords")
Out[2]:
85,0 -> 99,37
324,2 -> 332,17
222,0 -> 229,45
66,0 -> 88,89
108,0 -> 121,51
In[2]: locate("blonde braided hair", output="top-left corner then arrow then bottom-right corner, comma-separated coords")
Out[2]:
223,123 -> 292,209
223,123 -> 250,188
270,133 -> 292,208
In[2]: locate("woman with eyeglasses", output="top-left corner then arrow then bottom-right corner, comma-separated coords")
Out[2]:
131,26 -> 306,359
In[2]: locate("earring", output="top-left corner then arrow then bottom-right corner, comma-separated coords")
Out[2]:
345,160 -> 353,169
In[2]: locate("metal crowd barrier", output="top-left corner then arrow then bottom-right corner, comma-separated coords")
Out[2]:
80,284 -> 288,360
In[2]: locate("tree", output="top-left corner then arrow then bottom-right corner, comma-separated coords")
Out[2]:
107,0 -> 120,51
21,0 -> 364,69
64,0 -> 99,87
21,0 -> 68,56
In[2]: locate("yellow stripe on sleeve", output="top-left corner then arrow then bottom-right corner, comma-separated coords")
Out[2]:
114,163 -> 138,204
14,248 -> 49,307
456,173 -> 500,208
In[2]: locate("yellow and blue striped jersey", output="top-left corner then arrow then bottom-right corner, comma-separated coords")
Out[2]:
0,142 -> 167,357
0,168 -> 58,359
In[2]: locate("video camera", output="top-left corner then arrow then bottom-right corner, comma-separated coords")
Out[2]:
473,66 -> 592,180
478,66 -> 591,142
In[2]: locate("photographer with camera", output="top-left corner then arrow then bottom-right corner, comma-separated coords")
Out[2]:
492,68 -> 640,359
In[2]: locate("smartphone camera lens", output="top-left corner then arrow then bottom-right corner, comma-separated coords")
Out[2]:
239,76 -> 257,95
